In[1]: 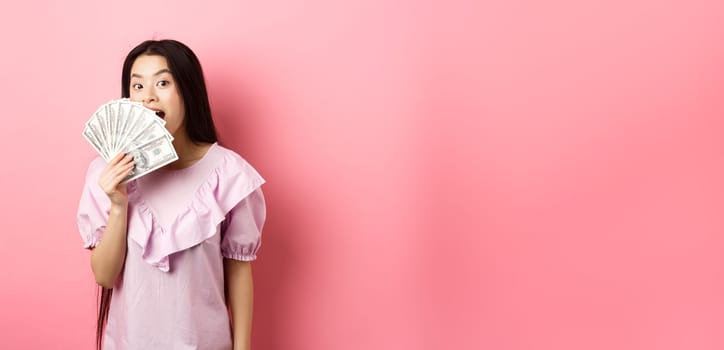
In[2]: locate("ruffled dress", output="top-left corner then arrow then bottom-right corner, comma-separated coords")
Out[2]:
77,143 -> 266,349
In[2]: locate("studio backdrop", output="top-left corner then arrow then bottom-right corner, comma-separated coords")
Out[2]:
1,0 -> 723,349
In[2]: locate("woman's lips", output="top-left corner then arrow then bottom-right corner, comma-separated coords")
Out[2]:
155,111 -> 166,119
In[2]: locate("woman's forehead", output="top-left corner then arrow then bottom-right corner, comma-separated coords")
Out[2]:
131,55 -> 171,77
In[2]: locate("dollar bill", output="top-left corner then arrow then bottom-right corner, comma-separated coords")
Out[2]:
82,126 -> 108,161
85,116 -> 109,160
82,98 -> 178,181
116,102 -> 131,153
123,135 -> 179,183
130,119 -> 173,147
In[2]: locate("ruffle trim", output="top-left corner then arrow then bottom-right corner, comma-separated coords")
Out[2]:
221,251 -> 258,261
78,157 -> 111,250
82,231 -> 101,249
125,150 -> 265,272
79,212 -> 103,249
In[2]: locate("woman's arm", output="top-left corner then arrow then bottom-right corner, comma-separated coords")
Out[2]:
90,203 -> 128,288
90,153 -> 135,288
225,259 -> 254,350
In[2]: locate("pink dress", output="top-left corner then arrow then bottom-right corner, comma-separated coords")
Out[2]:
77,143 -> 266,349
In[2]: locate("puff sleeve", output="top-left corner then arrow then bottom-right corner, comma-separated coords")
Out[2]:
76,157 -> 111,249
220,187 -> 266,261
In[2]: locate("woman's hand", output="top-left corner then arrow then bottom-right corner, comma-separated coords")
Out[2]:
92,152 -> 134,288
99,153 -> 135,206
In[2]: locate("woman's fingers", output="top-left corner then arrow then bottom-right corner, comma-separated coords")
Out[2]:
108,152 -> 126,166
113,154 -> 133,169
100,155 -> 135,195
111,162 -> 135,185
120,153 -> 134,164
114,158 -> 135,174
101,154 -> 132,176
109,160 -> 135,183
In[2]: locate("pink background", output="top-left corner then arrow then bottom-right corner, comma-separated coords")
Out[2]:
1,0 -> 723,349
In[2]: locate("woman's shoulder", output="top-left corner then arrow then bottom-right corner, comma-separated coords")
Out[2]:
213,144 -> 261,175
184,143 -> 265,223
207,144 -> 265,190
84,156 -> 107,178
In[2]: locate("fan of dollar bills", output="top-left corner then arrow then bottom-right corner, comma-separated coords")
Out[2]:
82,98 -> 179,182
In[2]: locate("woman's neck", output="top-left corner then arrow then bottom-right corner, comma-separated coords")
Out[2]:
164,132 -> 213,170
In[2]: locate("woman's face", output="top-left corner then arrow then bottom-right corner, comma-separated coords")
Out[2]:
129,54 -> 186,140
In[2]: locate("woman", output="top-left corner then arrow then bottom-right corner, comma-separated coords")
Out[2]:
77,39 -> 266,350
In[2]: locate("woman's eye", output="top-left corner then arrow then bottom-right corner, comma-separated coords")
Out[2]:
132,83 -> 143,90
157,80 -> 169,87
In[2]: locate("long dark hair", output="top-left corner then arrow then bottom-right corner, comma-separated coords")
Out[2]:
96,288 -> 112,350
96,39 -> 218,350
121,39 -> 218,143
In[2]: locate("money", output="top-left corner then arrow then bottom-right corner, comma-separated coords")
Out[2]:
124,136 -> 179,182
82,99 -> 179,182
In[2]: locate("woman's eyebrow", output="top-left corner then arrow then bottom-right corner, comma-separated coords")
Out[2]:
131,68 -> 172,78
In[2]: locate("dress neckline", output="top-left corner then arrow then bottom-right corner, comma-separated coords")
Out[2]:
126,142 -> 221,235
158,142 -> 218,173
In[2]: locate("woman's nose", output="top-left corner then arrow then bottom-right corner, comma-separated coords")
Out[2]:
143,91 -> 157,104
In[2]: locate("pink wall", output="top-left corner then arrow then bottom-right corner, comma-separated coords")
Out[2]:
1,0 -> 723,349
